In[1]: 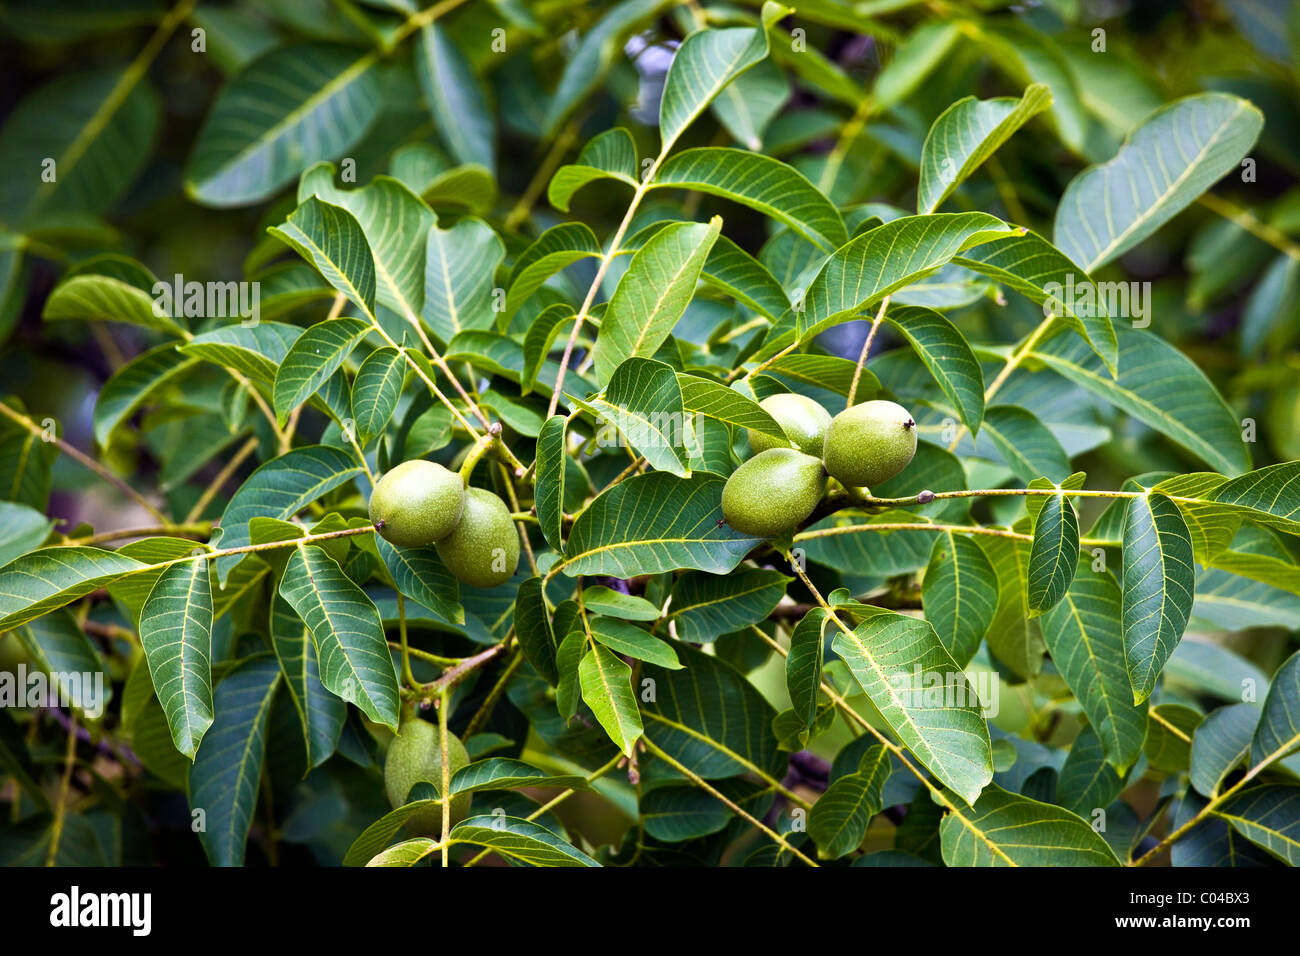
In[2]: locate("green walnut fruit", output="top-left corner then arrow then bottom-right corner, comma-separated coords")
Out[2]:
369,459 -> 465,548
722,447 -> 826,537
435,487 -> 520,588
748,393 -> 833,457
822,400 -> 917,488
383,718 -> 471,836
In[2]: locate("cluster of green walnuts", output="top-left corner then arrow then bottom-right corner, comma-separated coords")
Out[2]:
368,458 -> 519,588
723,396 -> 919,536
367,453 -> 515,832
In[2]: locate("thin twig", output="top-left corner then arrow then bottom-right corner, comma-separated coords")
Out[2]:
0,401 -> 168,523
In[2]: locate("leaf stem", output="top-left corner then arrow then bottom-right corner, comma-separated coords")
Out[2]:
0,401 -> 169,524
438,687 -> 452,868
847,296 -> 890,406
184,434 -> 260,524
504,115 -> 583,232
1198,192 -> 1300,263
642,737 -> 819,867
46,712 -> 80,866
545,150 -> 668,419
65,522 -> 211,548
947,311 -> 1057,451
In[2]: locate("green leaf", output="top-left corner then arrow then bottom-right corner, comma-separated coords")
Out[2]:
1190,703 -> 1259,798
979,405 -> 1071,484
543,0 -> 673,135
1056,723 -> 1124,818
43,274 -> 184,337
212,445 -> 362,585
590,617 -> 680,668
799,213 -> 1019,341
652,150 -> 844,252
676,374 -> 785,440
766,354 -> 876,397
578,644 -> 643,757
555,630 -> 585,723
668,567 -> 789,642
954,231 -> 1118,375
422,217 -> 504,343
547,129 -> 639,212
0,428 -> 54,510
1122,493 -> 1195,704
375,537 -> 460,625
1041,563 -> 1148,772
180,321 -> 303,386
351,346 -> 405,446
138,558 -> 214,758
976,534 -> 1045,679
1250,649 -> 1300,771
268,196 -> 377,319
699,235 -> 792,320
1213,462 -> 1300,538
809,745 -> 890,859
186,44 -> 381,207
93,343 -> 196,447
514,576 -> 558,685
449,758 -> 588,796
366,838 -> 438,867
1029,325 -> 1250,476
270,593 -> 345,770
449,815 -> 600,866
0,502 -> 52,568
658,1 -> 788,151
297,166 -> 435,325
279,544 -> 399,729
0,68 -> 158,224
18,609 -> 108,718
787,608 -> 829,735
535,415 -> 568,552
522,305 -> 578,394
640,785 -> 733,842
1027,493 -> 1079,615
561,473 -> 761,577
939,784 -> 1121,866
582,358 -> 690,476
343,800 -> 444,867
918,84 -> 1053,214
712,59 -> 789,151
641,643 -> 784,779
832,609 -> 993,805
1145,703 -> 1202,773
1217,786 -> 1300,865
873,20 -> 961,112
273,317 -> 370,425
921,531 -> 998,667
188,656 -> 280,866
415,23 -> 494,173
0,547 -> 145,632
582,586 -> 660,621
592,218 -> 721,382
1054,93 -> 1263,271
887,305 -> 985,434
506,223 -> 602,315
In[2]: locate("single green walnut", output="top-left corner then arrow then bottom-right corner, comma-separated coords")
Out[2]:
435,486 -> 520,588
722,447 -> 826,537
748,393 -> 833,456
383,718 -> 471,836
369,459 -> 465,548
822,400 -> 917,488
